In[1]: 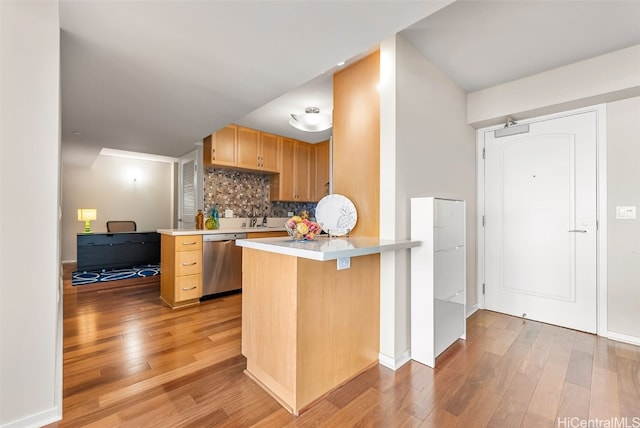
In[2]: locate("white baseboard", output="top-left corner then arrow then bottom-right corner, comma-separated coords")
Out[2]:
2,406 -> 61,428
466,304 -> 479,318
378,350 -> 411,371
607,330 -> 640,346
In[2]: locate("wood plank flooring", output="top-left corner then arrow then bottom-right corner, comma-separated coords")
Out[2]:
47,272 -> 640,427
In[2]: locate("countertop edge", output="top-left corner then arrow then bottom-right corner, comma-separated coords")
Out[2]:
236,237 -> 420,261
157,227 -> 287,236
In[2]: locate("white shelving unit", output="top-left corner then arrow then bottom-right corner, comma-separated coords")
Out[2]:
410,197 -> 466,368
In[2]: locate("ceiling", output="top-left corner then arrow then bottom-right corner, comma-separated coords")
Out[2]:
59,0 -> 450,163
60,1 -> 640,163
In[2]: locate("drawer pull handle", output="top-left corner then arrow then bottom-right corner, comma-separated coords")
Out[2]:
182,241 -> 197,245
181,286 -> 197,291
182,261 -> 197,266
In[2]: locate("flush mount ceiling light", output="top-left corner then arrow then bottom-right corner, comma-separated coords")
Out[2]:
289,107 -> 332,132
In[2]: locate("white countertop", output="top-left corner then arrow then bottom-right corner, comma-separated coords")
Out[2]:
157,226 -> 287,236
236,236 -> 420,261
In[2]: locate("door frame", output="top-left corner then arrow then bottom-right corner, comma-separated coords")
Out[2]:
476,104 -> 608,336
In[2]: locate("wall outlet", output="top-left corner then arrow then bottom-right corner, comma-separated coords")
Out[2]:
337,257 -> 351,270
224,209 -> 234,218
287,211 -> 294,217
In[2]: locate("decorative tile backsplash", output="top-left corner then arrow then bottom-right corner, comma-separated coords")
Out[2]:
203,167 -> 316,218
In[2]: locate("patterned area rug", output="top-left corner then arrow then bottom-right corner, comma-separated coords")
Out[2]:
72,264 -> 160,286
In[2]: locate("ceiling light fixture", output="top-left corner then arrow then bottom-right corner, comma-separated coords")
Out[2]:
289,107 -> 332,132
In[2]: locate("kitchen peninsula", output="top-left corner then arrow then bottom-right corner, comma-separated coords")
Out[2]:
236,236 -> 419,415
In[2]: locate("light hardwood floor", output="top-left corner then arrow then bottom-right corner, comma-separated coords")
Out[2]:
48,272 -> 640,427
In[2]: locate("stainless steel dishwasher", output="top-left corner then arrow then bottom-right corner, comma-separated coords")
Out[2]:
202,232 -> 246,298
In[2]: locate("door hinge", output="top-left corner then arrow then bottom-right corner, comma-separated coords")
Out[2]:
596,220 -> 599,231
482,283 -> 486,295
482,148 -> 486,159
482,215 -> 485,227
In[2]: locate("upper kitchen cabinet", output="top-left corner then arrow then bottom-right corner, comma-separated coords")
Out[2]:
205,125 -> 279,173
294,141 -> 311,201
271,138 -> 329,202
259,132 -> 279,172
237,127 -> 279,173
271,138 -> 312,201
270,137 -> 295,201
312,140 -> 330,202
203,125 -> 237,167
236,126 -> 260,170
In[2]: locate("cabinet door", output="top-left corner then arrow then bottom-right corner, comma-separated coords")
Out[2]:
236,126 -> 260,170
435,199 -> 465,250
208,125 -> 237,166
260,132 -> 279,172
313,140 -> 330,201
294,142 -> 311,201
281,138 -> 296,200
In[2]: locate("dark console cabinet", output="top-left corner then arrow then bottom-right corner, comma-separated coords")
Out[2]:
77,232 -> 160,271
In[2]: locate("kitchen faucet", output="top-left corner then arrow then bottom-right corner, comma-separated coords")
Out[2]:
249,207 -> 259,228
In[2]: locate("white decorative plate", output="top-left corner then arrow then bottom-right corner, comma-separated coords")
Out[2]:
315,194 -> 357,236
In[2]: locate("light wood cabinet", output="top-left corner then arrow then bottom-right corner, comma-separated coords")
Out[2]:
311,140 -> 330,201
160,234 -> 203,308
270,137 -> 295,201
270,138 -> 315,202
294,141 -> 311,201
242,248 -> 380,415
203,124 -> 323,201
259,132 -> 279,172
246,231 -> 288,239
203,125 -> 237,167
236,126 -> 260,170
205,125 -> 280,173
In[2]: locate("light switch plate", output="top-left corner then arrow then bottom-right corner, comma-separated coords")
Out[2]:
616,206 -> 636,219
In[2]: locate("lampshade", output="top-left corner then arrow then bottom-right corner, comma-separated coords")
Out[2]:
77,208 -> 97,221
78,208 -> 97,233
289,107 -> 332,132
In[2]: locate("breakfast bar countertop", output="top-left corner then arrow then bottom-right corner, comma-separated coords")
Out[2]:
236,236 -> 420,261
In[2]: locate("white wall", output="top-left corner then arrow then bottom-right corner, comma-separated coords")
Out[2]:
467,44 -> 640,127
606,97 -> 640,340
379,35 -> 476,367
0,1 -> 62,427
62,153 -> 174,262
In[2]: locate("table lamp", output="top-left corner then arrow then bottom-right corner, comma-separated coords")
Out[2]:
78,208 -> 97,233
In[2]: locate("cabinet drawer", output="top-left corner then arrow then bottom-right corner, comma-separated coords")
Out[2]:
175,235 -> 202,252
176,274 -> 202,301
175,250 -> 202,276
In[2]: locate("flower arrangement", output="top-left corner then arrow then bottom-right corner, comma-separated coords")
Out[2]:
285,215 -> 321,241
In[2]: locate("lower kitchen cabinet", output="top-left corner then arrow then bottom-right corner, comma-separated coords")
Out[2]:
246,231 -> 288,239
160,234 -> 203,308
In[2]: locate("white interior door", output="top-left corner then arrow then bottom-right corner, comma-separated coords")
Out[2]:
483,111 -> 597,333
